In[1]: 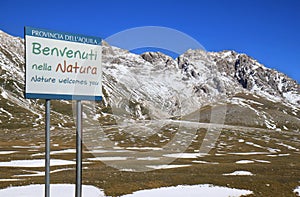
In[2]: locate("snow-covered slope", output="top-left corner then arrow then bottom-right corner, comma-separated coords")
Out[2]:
102,43 -> 299,130
0,30 -> 299,131
0,30 -> 72,129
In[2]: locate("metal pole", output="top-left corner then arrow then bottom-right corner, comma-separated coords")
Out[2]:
75,100 -> 82,197
45,99 -> 51,197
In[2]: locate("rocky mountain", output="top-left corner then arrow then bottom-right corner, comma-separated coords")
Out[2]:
0,30 -> 299,131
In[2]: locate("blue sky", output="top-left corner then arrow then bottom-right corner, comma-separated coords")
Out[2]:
1,0 -> 299,82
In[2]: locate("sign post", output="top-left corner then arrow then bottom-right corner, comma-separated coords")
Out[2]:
75,100 -> 82,197
45,99 -> 50,197
24,27 -> 102,197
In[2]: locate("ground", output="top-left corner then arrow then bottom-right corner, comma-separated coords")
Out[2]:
0,122 -> 299,196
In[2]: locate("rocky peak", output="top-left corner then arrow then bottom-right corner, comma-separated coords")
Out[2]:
140,52 -> 177,69
208,50 -> 300,105
0,30 -> 24,58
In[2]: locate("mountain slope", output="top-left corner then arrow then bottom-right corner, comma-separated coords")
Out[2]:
0,30 -> 299,131
0,30 -> 73,129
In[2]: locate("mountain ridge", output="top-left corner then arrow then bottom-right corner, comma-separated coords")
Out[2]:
0,30 -> 299,131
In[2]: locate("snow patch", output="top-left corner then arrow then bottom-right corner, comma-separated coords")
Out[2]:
51,149 -> 77,155
276,142 -> 299,151
245,141 -> 264,149
228,152 -> 269,155
0,179 -> 23,182
283,92 -> 300,106
223,171 -> 254,176
265,119 -> 276,129
0,89 -> 8,99
88,157 -> 128,161
146,164 -> 191,169
235,160 -> 255,164
136,157 -> 161,161
0,107 -> 13,118
0,159 -> 75,167
0,151 -> 17,155
267,153 -> 290,157
125,147 -> 162,151
192,160 -> 219,164
122,184 -> 253,197
253,159 -> 271,163
13,168 -> 73,177
163,153 -> 204,159
0,184 -> 104,197
294,186 -> 300,196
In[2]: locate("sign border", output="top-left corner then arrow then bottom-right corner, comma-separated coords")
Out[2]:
24,26 -> 102,101
25,93 -> 102,101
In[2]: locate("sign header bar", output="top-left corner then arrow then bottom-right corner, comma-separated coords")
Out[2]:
25,26 -> 101,45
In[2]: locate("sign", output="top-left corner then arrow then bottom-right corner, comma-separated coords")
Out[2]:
25,27 -> 102,100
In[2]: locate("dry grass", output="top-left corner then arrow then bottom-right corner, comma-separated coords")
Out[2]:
0,125 -> 299,196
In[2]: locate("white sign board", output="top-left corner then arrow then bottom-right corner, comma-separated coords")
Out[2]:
25,27 -> 102,100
